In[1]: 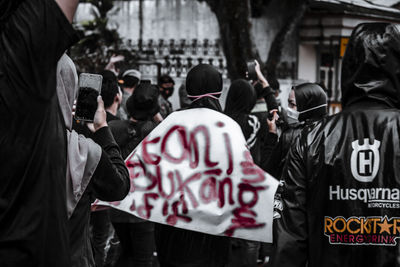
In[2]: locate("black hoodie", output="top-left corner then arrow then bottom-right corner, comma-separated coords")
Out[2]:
271,23 -> 400,267
225,79 -> 261,162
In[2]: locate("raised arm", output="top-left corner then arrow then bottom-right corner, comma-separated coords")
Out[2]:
55,0 -> 79,23
87,97 -> 130,201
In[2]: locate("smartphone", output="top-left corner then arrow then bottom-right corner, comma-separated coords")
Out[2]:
74,73 -> 103,122
247,60 -> 257,81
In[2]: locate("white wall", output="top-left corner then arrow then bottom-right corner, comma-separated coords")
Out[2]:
107,0 -> 219,42
298,44 -> 317,83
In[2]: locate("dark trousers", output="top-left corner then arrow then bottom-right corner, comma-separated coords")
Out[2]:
229,240 -> 260,267
91,210 -> 112,267
113,222 -> 155,267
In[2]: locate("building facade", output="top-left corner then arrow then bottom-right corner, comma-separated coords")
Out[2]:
75,0 -> 400,112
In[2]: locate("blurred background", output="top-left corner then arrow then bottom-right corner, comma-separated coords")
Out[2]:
70,0 -> 400,112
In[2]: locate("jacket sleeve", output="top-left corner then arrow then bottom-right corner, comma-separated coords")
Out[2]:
262,86 -> 279,111
262,133 -> 282,176
270,134 -> 308,267
90,127 -> 130,201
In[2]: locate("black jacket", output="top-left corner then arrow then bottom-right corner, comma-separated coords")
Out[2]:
69,127 -> 130,267
271,23 -> 400,267
263,122 -> 303,178
264,83 -> 327,179
0,1 -> 78,266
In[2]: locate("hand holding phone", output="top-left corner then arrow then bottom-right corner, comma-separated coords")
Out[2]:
246,60 -> 258,81
86,96 -> 107,133
75,73 -> 103,122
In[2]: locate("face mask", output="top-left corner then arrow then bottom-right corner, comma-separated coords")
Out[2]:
298,104 -> 327,114
161,87 -> 174,98
286,107 -> 299,123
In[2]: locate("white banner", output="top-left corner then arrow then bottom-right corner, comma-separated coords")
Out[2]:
94,108 -> 278,242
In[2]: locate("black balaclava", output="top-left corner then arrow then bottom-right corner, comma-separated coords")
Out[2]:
225,79 -> 257,139
225,79 -> 256,115
294,83 -> 327,122
341,23 -> 400,109
186,64 -> 223,112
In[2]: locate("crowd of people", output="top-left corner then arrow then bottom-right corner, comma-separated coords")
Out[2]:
1,1 -> 400,267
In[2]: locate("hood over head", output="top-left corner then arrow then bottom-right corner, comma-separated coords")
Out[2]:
57,54 -> 78,130
225,79 -> 256,115
56,54 -> 102,217
293,83 -> 327,122
186,64 -> 223,111
341,23 -> 400,109
0,1 -> 23,29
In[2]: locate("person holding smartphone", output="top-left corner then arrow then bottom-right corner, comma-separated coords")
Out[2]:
0,0 -> 79,266
57,54 -> 130,267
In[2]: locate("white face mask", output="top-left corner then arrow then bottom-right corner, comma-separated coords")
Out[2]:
298,104 -> 327,114
286,107 -> 299,123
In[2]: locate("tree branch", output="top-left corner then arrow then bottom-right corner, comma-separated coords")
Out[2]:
199,0 -> 260,80
264,0 -> 310,89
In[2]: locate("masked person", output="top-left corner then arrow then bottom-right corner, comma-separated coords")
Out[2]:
158,74 -> 175,118
225,79 -> 279,166
263,83 -> 327,179
270,23 -> 400,267
0,1 -> 79,266
155,64 -> 231,267
225,79 -> 275,267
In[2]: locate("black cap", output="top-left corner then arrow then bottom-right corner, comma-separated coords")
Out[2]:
126,83 -> 160,120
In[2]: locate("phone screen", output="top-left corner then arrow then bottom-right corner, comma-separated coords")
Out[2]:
75,73 -> 103,122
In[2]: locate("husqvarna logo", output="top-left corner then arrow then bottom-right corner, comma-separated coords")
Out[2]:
350,138 -> 380,182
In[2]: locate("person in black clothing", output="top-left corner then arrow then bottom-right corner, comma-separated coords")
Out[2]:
263,83 -> 327,179
108,83 -> 160,267
0,1 -> 78,266
90,70 -> 123,266
56,54 -> 130,267
225,79 -> 275,166
158,74 -> 175,118
225,79 -> 276,267
100,70 -> 122,122
270,23 -> 400,267
155,64 -> 230,267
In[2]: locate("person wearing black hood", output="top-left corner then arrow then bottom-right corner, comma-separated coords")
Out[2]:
271,23 -> 400,267
225,79 -> 277,266
108,83 -> 160,267
154,64 -> 230,267
158,74 -> 175,118
0,0 -> 79,266
263,82 -> 327,179
225,79 -> 279,167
